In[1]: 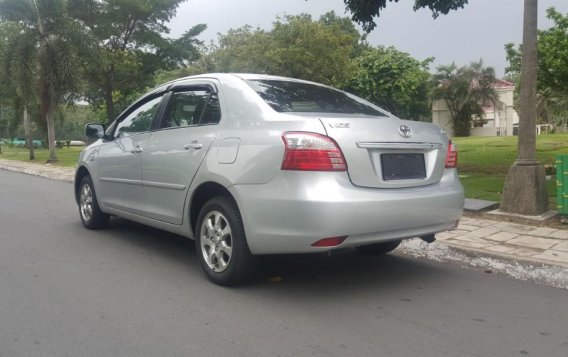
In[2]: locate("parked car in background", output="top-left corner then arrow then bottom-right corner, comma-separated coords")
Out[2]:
75,73 -> 464,285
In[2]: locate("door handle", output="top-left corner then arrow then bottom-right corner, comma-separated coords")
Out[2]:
131,145 -> 143,154
184,142 -> 203,150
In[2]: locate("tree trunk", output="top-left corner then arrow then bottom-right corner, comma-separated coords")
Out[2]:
46,105 -> 57,163
35,2 -> 57,163
501,0 -> 549,215
105,88 -> 114,124
104,70 -> 115,123
42,81 -> 57,163
23,106 -> 35,160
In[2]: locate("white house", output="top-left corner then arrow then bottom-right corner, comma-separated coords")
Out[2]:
432,79 -> 519,137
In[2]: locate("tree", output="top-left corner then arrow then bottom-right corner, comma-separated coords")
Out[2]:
501,0 -> 549,215
532,8 -> 568,97
432,61 -> 498,136
505,7 -> 568,128
1,21 -> 37,160
0,21 -> 17,154
345,46 -> 432,120
343,0 -> 468,31
69,0 -> 205,121
211,13 -> 363,86
0,0 -> 85,162
211,26 -> 272,74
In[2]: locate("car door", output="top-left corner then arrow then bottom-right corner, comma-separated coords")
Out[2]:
94,94 -> 165,215
141,84 -> 222,224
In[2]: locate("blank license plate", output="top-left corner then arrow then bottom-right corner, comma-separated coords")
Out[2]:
381,153 -> 426,180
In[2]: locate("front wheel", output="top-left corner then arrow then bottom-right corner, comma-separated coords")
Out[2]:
355,240 -> 402,255
196,196 -> 259,286
78,176 -> 109,229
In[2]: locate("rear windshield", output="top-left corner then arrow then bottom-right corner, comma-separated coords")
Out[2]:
246,79 -> 388,117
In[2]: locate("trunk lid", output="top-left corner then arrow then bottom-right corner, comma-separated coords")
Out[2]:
319,116 -> 449,189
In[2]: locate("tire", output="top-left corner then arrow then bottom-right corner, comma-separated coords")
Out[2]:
78,176 -> 110,229
196,196 -> 259,286
355,240 -> 402,255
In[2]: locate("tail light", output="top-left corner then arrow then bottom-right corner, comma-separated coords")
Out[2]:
445,140 -> 458,168
281,132 -> 347,171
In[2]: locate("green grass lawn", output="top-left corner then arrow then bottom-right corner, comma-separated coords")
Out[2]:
454,134 -> 568,205
2,134 -> 568,206
0,145 -> 83,167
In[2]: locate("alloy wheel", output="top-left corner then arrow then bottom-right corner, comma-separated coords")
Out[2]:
200,210 -> 233,272
80,183 -> 93,222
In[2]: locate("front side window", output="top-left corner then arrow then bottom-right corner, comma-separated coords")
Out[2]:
114,96 -> 163,138
161,90 -> 221,129
246,79 -> 388,117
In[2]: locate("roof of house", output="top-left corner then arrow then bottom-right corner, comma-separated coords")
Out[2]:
493,79 -> 515,88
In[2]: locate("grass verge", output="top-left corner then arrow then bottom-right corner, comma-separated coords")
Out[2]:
454,134 -> 568,205
0,146 -> 82,167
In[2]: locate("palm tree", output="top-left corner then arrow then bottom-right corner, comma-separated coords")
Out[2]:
1,21 -> 36,160
0,0 -> 86,162
433,61 -> 498,137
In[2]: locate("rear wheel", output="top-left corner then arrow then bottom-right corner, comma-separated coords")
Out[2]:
196,196 -> 258,286
355,240 -> 401,255
78,176 -> 109,229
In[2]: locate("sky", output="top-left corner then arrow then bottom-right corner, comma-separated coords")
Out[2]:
168,0 -> 568,77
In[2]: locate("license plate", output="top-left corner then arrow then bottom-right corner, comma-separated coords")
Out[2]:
381,153 -> 426,180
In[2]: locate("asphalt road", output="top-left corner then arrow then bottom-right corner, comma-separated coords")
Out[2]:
1,170 -> 567,357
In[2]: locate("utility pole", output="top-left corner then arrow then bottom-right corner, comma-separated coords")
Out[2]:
501,0 -> 549,214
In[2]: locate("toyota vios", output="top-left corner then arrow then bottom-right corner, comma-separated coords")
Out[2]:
75,73 -> 464,285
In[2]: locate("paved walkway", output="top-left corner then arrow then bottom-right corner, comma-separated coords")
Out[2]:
439,217 -> 568,268
1,157 -> 567,287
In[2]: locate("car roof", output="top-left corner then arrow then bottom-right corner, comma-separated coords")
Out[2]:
162,73 -> 328,88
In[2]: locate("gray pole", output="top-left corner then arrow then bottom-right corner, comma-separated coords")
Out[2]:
501,0 -> 549,215
517,0 -> 538,165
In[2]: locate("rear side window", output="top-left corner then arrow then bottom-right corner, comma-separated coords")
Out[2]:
246,79 -> 388,117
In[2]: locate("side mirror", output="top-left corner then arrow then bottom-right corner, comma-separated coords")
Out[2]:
84,123 -> 106,144
85,123 -> 105,139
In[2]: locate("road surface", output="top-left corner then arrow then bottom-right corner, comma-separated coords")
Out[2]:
1,170 -> 567,356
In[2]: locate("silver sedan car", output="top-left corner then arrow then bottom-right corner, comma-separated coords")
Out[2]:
75,73 -> 464,285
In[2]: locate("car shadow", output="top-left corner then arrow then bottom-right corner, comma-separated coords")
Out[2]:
99,217 -> 199,268
92,218 -> 447,294
256,250 -> 447,291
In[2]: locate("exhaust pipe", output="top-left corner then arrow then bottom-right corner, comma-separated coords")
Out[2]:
420,234 -> 436,243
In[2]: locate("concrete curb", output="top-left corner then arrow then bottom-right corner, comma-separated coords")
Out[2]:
445,240 -> 568,269
399,240 -> 568,290
0,159 -> 75,183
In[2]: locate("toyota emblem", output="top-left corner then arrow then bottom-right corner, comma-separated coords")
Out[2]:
398,125 -> 412,138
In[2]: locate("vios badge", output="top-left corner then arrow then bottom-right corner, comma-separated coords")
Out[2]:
398,125 -> 412,138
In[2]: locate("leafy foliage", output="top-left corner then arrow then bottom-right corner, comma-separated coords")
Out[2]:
0,0 -> 88,161
210,12 -> 363,86
345,46 -> 433,120
505,7 -> 568,128
69,0 -> 205,121
343,0 -> 468,32
0,21 -> 21,140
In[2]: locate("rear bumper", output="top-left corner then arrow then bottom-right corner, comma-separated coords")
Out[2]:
230,170 -> 464,254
